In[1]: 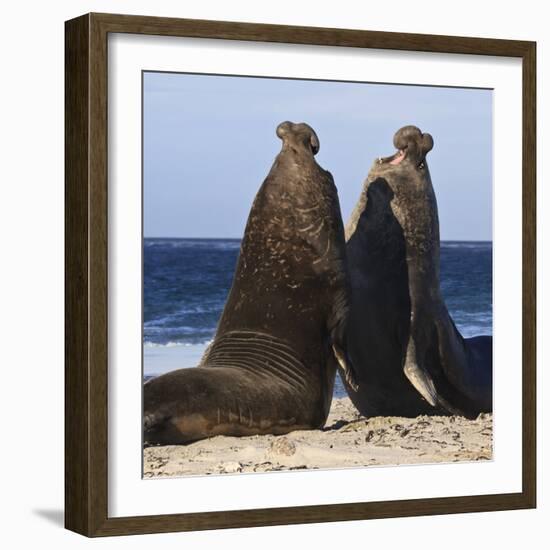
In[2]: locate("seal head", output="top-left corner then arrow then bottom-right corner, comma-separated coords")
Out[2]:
385,125 -> 434,167
276,121 -> 320,155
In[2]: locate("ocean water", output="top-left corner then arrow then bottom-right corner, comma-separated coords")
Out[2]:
144,238 -> 492,396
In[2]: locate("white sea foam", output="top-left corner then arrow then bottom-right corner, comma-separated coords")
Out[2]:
143,339 -> 213,349
144,238 -> 241,251
440,241 -> 492,249
143,305 -> 220,327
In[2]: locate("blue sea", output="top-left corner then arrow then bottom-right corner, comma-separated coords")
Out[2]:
144,238 -> 492,396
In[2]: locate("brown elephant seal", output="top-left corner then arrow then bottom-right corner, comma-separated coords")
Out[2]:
144,121 -> 354,445
343,125 -> 492,419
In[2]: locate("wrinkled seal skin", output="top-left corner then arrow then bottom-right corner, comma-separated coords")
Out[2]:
343,125 -> 492,419
144,121 -> 352,445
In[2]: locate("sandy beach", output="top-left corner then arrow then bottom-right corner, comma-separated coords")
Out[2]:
143,397 -> 492,478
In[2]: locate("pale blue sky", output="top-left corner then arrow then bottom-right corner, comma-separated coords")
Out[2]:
143,72 -> 492,240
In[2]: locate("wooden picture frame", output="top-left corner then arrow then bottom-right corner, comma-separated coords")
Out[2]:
65,12 -> 536,537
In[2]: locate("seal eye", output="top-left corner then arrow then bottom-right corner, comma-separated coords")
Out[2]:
418,161 -> 425,169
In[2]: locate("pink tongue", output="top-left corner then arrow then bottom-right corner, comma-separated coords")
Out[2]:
390,150 -> 405,165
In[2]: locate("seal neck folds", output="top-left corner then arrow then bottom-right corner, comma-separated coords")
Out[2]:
201,330 -> 315,388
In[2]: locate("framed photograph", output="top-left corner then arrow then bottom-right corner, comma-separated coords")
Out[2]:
65,12 -> 536,537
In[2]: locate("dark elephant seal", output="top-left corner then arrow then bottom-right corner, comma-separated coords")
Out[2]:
144,121 -> 354,445
342,125 -> 492,418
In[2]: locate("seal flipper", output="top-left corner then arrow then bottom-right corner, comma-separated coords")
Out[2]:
403,355 -> 463,416
328,286 -> 358,391
403,339 -> 438,408
403,313 -> 484,418
333,342 -> 358,392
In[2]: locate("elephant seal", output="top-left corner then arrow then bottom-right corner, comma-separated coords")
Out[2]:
144,121 -> 354,445
342,125 -> 492,418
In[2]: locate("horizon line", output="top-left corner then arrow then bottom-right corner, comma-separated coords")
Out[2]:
143,236 -> 493,242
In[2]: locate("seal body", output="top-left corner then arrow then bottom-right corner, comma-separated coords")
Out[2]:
343,125 -> 492,418
144,121 -> 351,445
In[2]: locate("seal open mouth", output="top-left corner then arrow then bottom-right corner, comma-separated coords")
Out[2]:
378,147 -> 407,165
389,149 -> 406,165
